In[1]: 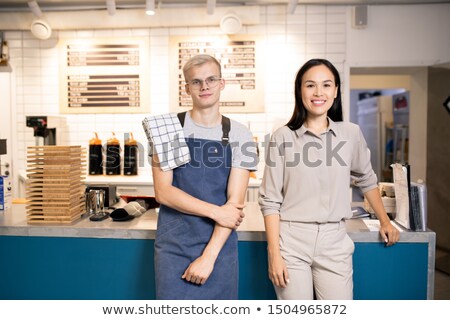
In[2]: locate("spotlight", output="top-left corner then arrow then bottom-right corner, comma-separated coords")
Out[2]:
146,0 -> 155,16
220,13 -> 242,35
106,0 -> 116,16
30,19 -> 52,40
207,0 -> 216,15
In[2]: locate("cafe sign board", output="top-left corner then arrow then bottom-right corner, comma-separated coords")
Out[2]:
169,35 -> 265,113
59,37 -> 150,114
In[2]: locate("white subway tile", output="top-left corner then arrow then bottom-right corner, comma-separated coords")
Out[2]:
150,36 -> 169,46
306,5 -> 327,15
168,27 -> 189,35
327,23 -> 346,34
326,33 -> 346,43
306,23 -> 326,34
326,43 -> 346,53
4,31 -> 22,39
266,25 -> 286,35
113,29 -> 133,37
6,39 -> 22,48
93,29 -> 114,37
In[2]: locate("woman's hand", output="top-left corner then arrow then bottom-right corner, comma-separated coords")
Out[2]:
379,221 -> 400,246
268,251 -> 290,288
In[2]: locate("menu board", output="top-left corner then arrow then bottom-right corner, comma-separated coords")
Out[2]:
170,35 -> 264,113
59,38 -> 149,114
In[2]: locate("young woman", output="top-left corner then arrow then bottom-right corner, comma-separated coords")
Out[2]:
258,58 -> 400,300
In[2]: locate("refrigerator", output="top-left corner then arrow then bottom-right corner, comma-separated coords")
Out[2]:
357,95 -> 394,182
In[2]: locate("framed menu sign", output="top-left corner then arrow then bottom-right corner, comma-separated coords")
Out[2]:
169,35 -> 264,113
59,38 -> 149,114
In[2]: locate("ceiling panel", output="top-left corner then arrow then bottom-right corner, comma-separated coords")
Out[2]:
1,0 -> 449,12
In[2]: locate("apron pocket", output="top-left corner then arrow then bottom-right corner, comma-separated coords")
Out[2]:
156,216 -> 186,240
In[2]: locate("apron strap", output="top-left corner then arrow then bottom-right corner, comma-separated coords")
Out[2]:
221,116 -> 230,146
177,111 -> 187,127
177,111 -> 231,146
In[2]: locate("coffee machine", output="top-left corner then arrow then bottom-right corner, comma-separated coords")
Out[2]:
26,116 -> 61,146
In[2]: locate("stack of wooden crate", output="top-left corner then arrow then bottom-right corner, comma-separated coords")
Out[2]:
26,146 -> 86,224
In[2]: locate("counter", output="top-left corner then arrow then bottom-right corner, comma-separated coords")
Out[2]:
0,203 -> 435,300
0,202 -> 265,241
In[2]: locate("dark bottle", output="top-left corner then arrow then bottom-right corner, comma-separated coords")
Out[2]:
106,132 -> 121,175
124,132 -> 138,175
88,132 -> 103,175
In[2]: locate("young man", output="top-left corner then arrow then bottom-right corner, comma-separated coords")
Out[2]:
150,54 -> 257,299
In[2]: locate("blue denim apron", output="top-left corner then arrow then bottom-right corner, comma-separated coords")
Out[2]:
155,137 -> 238,299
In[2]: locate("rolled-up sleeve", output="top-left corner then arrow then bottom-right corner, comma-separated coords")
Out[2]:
350,126 -> 378,193
258,132 -> 285,216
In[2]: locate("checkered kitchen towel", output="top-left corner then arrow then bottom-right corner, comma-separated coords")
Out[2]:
142,113 -> 190,171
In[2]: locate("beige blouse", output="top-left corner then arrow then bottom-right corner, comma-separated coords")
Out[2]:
258,119 -> 378,223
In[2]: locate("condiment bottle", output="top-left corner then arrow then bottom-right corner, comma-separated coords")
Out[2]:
124,132 -> 138,175
106,132 -> 121,175
88,132 -> 103,175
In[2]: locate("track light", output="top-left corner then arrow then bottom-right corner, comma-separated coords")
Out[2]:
287,0 -> 297,15
28,1 -> 52,40
27,1 -> 43,18
146,0 -> 155,16
207,0 -> 216,15
220,13 -> 242,35
106,0 -> 116,16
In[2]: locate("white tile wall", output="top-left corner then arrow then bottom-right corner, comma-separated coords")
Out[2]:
4,4 -> 347,178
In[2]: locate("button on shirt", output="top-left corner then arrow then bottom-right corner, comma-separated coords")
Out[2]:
258,119 -> 378,223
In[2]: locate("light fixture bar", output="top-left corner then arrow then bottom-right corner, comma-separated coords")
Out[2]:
27,1 -> 43,18
287,0 -> 297,15
106,0 -> 116,16
207,0 -> 216,15
146,0 -> 155,16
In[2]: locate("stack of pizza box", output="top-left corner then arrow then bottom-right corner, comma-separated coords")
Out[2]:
26,146 -> 86,224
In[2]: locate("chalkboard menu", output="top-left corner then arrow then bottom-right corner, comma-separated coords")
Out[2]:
59,38 -> 149,114
170,36 -> 264,113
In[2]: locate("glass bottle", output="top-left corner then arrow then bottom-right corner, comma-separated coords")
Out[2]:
124,132 -> 138,175
106,132 -> 121,175
88,132 -> 103,175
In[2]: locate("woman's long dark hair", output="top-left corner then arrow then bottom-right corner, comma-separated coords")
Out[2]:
286,58 -> 343,131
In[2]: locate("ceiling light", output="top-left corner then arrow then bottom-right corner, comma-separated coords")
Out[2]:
106,0 -> 116,16
287,0 -> 297,15
146,0 -> 155,16
207,0 -> 216,15
27,1 -> 43,18
30,19 -> 52,40
220,13 -> 242,35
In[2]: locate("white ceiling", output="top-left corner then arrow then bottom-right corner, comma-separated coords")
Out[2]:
1,0 -> 449,13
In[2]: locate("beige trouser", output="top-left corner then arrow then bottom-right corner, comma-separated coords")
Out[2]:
275,220 -> 354,300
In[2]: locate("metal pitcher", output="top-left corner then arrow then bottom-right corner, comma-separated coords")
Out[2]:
85,189 -> 105,215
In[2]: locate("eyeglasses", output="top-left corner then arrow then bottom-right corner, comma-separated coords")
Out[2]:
186,76 -> 222,90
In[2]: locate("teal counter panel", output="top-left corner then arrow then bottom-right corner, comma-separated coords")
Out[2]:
238,241 -> 276,299
0,236 -> 155,300
0,236 -> 430,300
353,242 -> 428,300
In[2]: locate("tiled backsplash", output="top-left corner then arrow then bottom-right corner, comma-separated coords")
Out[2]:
4,5 -> 347,178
